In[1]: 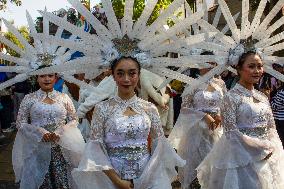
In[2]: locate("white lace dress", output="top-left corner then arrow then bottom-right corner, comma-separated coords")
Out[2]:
72,95 -> 185,189
197,83 -> 284,189
13,89 -> 85,189
169,78 -> 226,188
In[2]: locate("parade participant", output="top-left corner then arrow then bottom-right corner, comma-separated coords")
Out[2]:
198,51 -> 284,189
72,56 -> 185,189
170,0 -> 284,188
13,71 -> 84,189
0,11 -> 86,189
169,52 -> 226,188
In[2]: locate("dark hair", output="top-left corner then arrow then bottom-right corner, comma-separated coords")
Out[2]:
37,64 -> 51,70
110,56 -> 141,74
237,51 -> 262,69
200,51 -> 214,55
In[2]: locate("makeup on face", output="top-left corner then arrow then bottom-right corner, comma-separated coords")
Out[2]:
239,54 -> 264,85
112,58 -> 140,99
37,74 -> 57,92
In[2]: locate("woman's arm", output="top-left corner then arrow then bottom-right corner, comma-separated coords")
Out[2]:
103,170 -> 133,189
90,104 -> 133,189
16,94 -> 50,142
65,94 -> 79,126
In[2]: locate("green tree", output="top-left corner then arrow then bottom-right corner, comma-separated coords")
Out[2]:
4,26 -> 30,58
110,0 -> 175,25
0,0 -> 22,10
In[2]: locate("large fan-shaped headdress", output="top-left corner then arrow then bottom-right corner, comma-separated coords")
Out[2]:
157,0 -> 241,91
181,0 -> 284,96
36,0 -> 214,86
0,9 -> 95,90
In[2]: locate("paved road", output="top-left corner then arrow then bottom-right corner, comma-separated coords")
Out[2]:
0,132 -> 19,189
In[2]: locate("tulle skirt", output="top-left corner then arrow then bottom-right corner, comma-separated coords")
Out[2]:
197,131 -> 284,189
13,125 -> 85,189
168,108 -> 222,188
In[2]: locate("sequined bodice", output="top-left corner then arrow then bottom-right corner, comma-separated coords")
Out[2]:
237,98 -> 270,128
91,95 -> 164,180
105,114 -> 150,148
105,114 -> 150,180
16,89 -> 77,133
222,84 -> 274,139
31,101 -> 67,132
182,78 -> 226,114
193,89 -> 223,114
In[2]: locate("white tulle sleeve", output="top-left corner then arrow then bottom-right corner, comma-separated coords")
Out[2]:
16,95 -> 49,142
133,104 -> 186,189
56,94 -> 85,167
75,103 -> 113,171
168,92 -> 206,149
72,104 -> 116,189
13,95 -> 51,188
203,94 -> 274,170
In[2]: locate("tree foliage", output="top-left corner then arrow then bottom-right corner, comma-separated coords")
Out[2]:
0,0 -> 21,10
110,0 -> 175,25
4,26 -> 30,57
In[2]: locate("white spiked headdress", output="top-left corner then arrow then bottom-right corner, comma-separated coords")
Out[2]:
35,0 -> 210,85
181,0 -> 284,96
0,9 -> 94,90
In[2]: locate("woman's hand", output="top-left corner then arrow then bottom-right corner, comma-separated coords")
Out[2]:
42,132 -> 60,142
118,179 -> 134,189
205,114 -> 220,130
103,169 -> 134,189
213,114 -> 222,126
160,104 -> 169,111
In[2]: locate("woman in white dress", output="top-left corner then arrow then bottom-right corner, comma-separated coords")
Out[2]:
197,51 -> 284,189
169,53 -> 226,188
72,56 -> 185,189
13,72 -> 85,189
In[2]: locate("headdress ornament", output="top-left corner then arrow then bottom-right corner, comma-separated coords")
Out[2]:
181,0 -> 284,96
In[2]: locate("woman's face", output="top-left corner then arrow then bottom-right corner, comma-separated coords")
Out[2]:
238,54 -> 264,84
37,74 -> 57,92
112,58 -> 140,96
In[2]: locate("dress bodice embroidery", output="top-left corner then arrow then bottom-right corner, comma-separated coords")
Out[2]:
31,101 -> 67,131
222,83 -> 274,139
91,95 -> 164,180
182,78 -> 226,114
193,89 -> 223,114
16,89 -> 77,132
